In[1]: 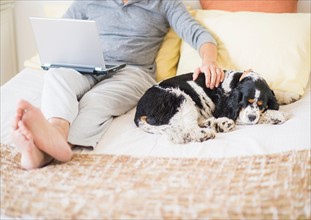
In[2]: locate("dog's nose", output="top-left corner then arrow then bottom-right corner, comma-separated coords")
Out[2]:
248,115 -> 257,122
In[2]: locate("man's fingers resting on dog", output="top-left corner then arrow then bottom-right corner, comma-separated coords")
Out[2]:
193,67 -> 201,81
210,68 -> 218,89
216,68 -> 224,87
193,64 -> 224,89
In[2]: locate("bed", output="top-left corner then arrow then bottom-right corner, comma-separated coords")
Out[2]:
1,1 -> 310,219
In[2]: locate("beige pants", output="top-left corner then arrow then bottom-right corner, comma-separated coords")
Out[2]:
41,66 -> 156,148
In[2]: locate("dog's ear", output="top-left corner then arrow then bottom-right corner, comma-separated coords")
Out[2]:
226,88 -> 242,120
229,71 -> 244,89
267,89 -> 279,110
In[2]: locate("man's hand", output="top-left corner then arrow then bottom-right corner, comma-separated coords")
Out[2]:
194,43 -> 224,89
193,61 -> 224,89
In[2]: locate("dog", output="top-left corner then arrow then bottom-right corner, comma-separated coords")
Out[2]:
134,70 -> 288,144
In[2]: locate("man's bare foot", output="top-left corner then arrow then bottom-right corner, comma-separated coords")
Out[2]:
11,121 -> 52,170
12,100 -> 72,168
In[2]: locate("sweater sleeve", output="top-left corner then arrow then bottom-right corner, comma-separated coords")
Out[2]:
62,1 -> 87,20
164,0 -> 217,51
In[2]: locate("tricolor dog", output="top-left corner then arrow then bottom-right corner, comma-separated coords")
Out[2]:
134,70 -> 288,144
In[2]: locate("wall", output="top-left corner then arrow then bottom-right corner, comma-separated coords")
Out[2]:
14,0 -> 311,71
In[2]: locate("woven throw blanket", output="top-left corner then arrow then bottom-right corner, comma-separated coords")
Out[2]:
1,144 -> 310,219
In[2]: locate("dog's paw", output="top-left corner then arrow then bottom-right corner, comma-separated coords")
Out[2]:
186,128 -> 216,143
214,117 -> 235,132
274,90 -> 300,105
259,110 -> 289,125
200,117 -> 215,128
171,128 -> 216,144
202,117 -> 235,132
198,128 -> 216,142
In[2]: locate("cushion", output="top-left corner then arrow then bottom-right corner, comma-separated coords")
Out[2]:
199,0 -> 298,13
23,54 -> 41,70
177,10 -> 311,96
42,1 -> 72,18
155,6 -> 196,82
155,29 -> 181,82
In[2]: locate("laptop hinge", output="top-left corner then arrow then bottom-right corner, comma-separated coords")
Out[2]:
95,67 -> 105,72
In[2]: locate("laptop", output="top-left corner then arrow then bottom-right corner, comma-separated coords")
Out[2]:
29,17 -> 126,75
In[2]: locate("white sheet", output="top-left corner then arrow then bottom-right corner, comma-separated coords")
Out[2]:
1,68 -> 310,159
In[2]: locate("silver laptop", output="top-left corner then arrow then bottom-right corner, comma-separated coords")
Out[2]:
29,17 -> 126,75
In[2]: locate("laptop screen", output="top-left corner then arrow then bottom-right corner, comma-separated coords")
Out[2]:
30,17 -> 106,70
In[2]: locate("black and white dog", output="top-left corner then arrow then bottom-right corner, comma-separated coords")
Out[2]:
134,70 -> 288,144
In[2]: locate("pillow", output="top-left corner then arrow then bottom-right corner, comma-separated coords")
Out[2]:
155,29 -> 181,82
199,0 -> 298,13
155,6 -> 196,82
24,54 -> 41,70
42,1 -> 72,18
177,10 -> 311,96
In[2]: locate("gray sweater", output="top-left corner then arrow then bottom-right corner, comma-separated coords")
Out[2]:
63,0 -> 216,73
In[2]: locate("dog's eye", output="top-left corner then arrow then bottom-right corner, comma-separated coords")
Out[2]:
248,99 -> 255,104
257,100 -> 263,106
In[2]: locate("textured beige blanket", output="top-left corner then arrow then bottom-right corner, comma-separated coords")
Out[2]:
1,144 -> 310,219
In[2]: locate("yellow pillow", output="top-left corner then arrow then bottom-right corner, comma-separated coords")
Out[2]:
155,29 -> 181,82
177,10 -> 311,96
155,6 -> 196,82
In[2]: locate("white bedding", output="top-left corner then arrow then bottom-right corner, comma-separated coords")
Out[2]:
1,68 -> 310,159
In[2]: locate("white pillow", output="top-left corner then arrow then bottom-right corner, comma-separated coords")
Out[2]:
177,10 -> 311,96
42,1 -> 72,18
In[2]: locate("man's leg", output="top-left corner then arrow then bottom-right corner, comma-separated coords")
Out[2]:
11,100 -> 71,169
11,104 -> 51,170
67,66 -> 156,148
11,68 -> 98,169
